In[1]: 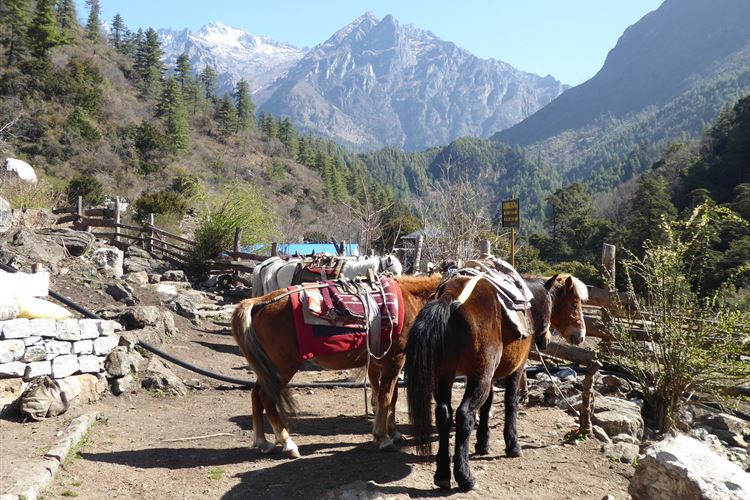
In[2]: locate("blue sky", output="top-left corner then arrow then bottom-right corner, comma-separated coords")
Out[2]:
93,0 -> 663,85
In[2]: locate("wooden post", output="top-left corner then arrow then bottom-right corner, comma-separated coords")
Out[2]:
368,249 -> 375,257
602,243 -> 616,286
114,198 -> 121,244
479,239 -> 491,258
271,242 -> 278,257
32,262 -> 43,274
233,227 -> 243,253
413,234 -> 424,274
146,213 -> 154,253
579,361 -> 602,435
340,240 -> 347,256
510,228 -> 516,268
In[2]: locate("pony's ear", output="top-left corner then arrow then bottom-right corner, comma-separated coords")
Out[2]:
565,275 -> 575,291
544,274 -> 559,290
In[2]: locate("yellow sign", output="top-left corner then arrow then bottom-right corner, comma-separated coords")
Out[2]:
501,198 -> 520,228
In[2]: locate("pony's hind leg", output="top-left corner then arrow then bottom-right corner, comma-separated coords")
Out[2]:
251,386 -> 275,454
434,378 -> 454,490
372,360 -> 401,451
503,369 -> 523,457
454,378 -> 491,491
258,387 -> 301,458
475,388 -> 494,455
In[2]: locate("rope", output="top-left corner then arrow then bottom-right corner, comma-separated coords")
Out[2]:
533,343 -> 580,416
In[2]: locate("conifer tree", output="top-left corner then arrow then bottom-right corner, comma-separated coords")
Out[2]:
216,94 -> 240,137
625,175 -> 677,255
55,0 -> 79,41
258,112 -> 278,138
278,117 -> 298,156
157,77 -> 189,151
233,79 -> 255,130
198,66 -> 218,100
175,53 -> 191,91
27,0 -> 60,58
85,0 -> 101,42
135,28 -> 163,96
110,13 -> 125,49
1,0 -> 32,66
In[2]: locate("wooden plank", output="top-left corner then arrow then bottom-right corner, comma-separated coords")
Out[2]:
530,342 -> 598,366
151,241 -> 188,259
56,214 -> 77,224
147,225 -> 195,245
150,237 -> 189,254
114,222 -> 146,233
79,217 -> 116,228
52,206 -> 75,215
151,245 -> 189,262
84,208 -> 113,217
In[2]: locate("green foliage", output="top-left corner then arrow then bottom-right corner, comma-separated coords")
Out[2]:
1,0 -> 32,65
175,53 -> 191,90
198,66 -> 217,100
601,204 -> 750,433
216,95 -> 239,138
110,13 -> 125,49
134,28 -> 163,97
170,174 -> 202,199
56,0 -> 79,42
85,0 -> 101,42
234,79 -> 255,130
625,175 -> 677,256
133,190 -> 188,221
66,173 -> 104,205
265,160 -> 285,182
129,121 -> 168,175
27,0 -> 60,58
187,184 -> 277,279
157,77 -> 188,151
66,107 -> 100,141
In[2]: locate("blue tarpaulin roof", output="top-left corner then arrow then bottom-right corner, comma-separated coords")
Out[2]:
243,243 -> 360,257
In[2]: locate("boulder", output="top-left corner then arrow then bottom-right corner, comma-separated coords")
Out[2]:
24,360 -> 52,380
104,346 -> 144,377
166,293 -> 201,321
141,357 -> 187,396
123,256 -> 152,274
21,345 -> 46,362
602,442 -> 639,464
44,340 -> 72,358
162,270 -> 186,282
0,361 -> 25,377
125,271 -> 149,286
111,374 -> 135,395
588,396 -> 644,441
612,433 -> 640,445
93,335 -> 119,356
0,196 -> 11,234
698,413 -> 750,439
629,434 -> 750,500
51,354 -> 79,378
0,339 -> 25,363
105,283 -> 136,304
126,246 -> 151,259
34,228 -> 95,256
10,208 -> 56,230
10,229 -> 66,264
595,374 -> 632,396
57,373 -> 106,403
78,355 -> 104,374
592,425 -> 611,444
120,305 -> 161,329
92,247 -> 124,278
55,318 -> 81,341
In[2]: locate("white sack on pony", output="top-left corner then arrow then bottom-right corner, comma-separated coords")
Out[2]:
3,158 -> 37,183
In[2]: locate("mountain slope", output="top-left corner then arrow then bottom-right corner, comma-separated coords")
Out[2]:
259,13 -> 566,150
158,22 -> 304,94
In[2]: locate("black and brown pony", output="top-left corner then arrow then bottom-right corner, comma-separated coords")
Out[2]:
231,273 -> 444,458
405,273 -> 588,491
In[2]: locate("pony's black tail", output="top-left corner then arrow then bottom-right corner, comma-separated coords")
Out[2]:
405,296 -> 460,456
232,302 -> 297,424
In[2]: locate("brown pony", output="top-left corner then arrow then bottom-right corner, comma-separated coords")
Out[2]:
405,273 -> 588,491
231,273 -> 444,458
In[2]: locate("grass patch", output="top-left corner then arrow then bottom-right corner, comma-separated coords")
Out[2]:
208,467 -> 226,481
61,491 -> 78,497
71,481 -> 82,487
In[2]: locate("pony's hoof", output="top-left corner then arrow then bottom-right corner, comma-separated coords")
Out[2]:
257,442 -> 276,454
378,438 -> 397,452
457,476 -> 476,492
434,478 -> 451,490
475,445 -> 490,456
285,447 -> 301,459
391,431 -> 406,444
506,445 -> 523,458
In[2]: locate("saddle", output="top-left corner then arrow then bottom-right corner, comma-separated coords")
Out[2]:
289,276 -> 404,361
291,255 -> 346,285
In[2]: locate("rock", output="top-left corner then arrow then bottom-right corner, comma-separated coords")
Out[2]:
111,374 -> 135,395
0,295 -> 19,321
0,339 -> 25,363
602,442 -> 639,464
126,246 -> 151,259
10,229 -> 66,264
44,340 -> 72,358
166,293 -> 201,320
51,354 -> 79,378
24,360 -> 52,380
93,335 -> 119,356
120,305 -> 160,329
629,434 -> 750,500
72,340 -> 94,355
78,355 -> 104,374
148,273 -> 162,283
24,336 -> 42,346
31,318 -> 57,337
1,318 -> 31,339
156,283 -> 178,296
57,373 -> 106,403
553,366 -> 578,382
10,208 -> 56,230
593,425 -> 611,444
0,378 -> 28,416
97,319 -> 121,336
586,396 -> 644,441
55,318 -> 81,341
612,433 -> 640,445
699,413 -> 750,439
34,228 -> 95,256
118,328 -> 163,348
141,358 -> 187,396
104,346 -> 144,377
92,247 -> 124,278
0,361 -> 26,377
595,374 -> 632,395
162,270 -> 186,282
21,345 -> 47,362
123,256 -> 152,274
0,196 -> 11,234
105,283 -> 136,304
78,319 -> 102,340
691,427 -> 728,455
125,271 -> 149,286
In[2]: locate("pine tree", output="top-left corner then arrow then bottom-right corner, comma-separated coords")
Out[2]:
1,0 -> 32,66
157,77 -> 189,151
198,66 -> 218,100
257,112 -> 277,138
216,95 -> 240,137
110,13 -> 125,49
278,117 -> 298,156
85,0 -> 101,42
135,28 -> 163,96
233,79 -> 255,130
626,175 -> 677,255
27,0 -> 60,58
55,0 -> 79,41
175,53 -> 191,91
330,155 -> 347,200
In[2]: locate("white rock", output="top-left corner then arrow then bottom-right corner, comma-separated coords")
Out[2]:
21,345 -> 47,362
55,318 -> 81,340
0,339 -> 25,363
3,157 -> 37,183
72,339 -> 93,355
24,360 -> 52,380
92,247 -> 124,278
78,319 -> 101,340
45,340 -> 72,359
57,373 -> 106,403
24,336 -> 43,346
0,318 -> 31,339
629,434 -> 750,500
93,335 -> 119,356
0,293 -> 19,320
97,319 -> 121,336
77,355 -> 103,374
30,318 -> 57,337
0,361 -> 26,377
156,284 -> 178,296
0,196 -> 11,234
51,354 -> 79,378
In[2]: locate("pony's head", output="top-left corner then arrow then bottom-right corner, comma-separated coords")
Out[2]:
544,273 -> 588,345
379,254 -> 403,275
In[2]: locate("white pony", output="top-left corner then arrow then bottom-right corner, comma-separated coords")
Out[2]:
251,254 -> 403,297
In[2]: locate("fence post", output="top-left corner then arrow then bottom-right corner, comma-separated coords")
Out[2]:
602,243 -> 616,285
413,234 -> 424,274
146,213 -> 154,253
271,242 -> 278,257
114,198 -> 121,244
479,239 -> 491,258
76,196 -> 89,232
233,227 -> 243,253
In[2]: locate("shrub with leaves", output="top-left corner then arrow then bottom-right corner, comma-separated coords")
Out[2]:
0,174 -> 62,209
187,184 -> 277,279
133,190 -> 188,221
601,203 -> 750,433
66,173 -> 104,205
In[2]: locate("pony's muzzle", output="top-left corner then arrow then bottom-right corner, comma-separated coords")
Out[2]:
565,327 -> 586,345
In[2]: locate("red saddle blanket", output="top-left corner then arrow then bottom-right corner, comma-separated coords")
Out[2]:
289,277 -> 404,361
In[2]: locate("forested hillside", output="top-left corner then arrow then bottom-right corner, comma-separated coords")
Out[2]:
0,0 -> 408,250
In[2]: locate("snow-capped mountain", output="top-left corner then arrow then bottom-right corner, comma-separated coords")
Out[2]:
259,13 -> 567,150
158,22 -> 305,94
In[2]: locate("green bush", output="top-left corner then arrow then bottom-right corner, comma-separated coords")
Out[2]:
170,174 -> 203,199
66,174 -> 104,205
133,190 -> 188,221
66,107 -> 101,142
187,184 -> 278,279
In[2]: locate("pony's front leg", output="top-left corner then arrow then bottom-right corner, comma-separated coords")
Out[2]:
258,387 -> 301,458
503,370 -> 523,457
251,386 -> 275,454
